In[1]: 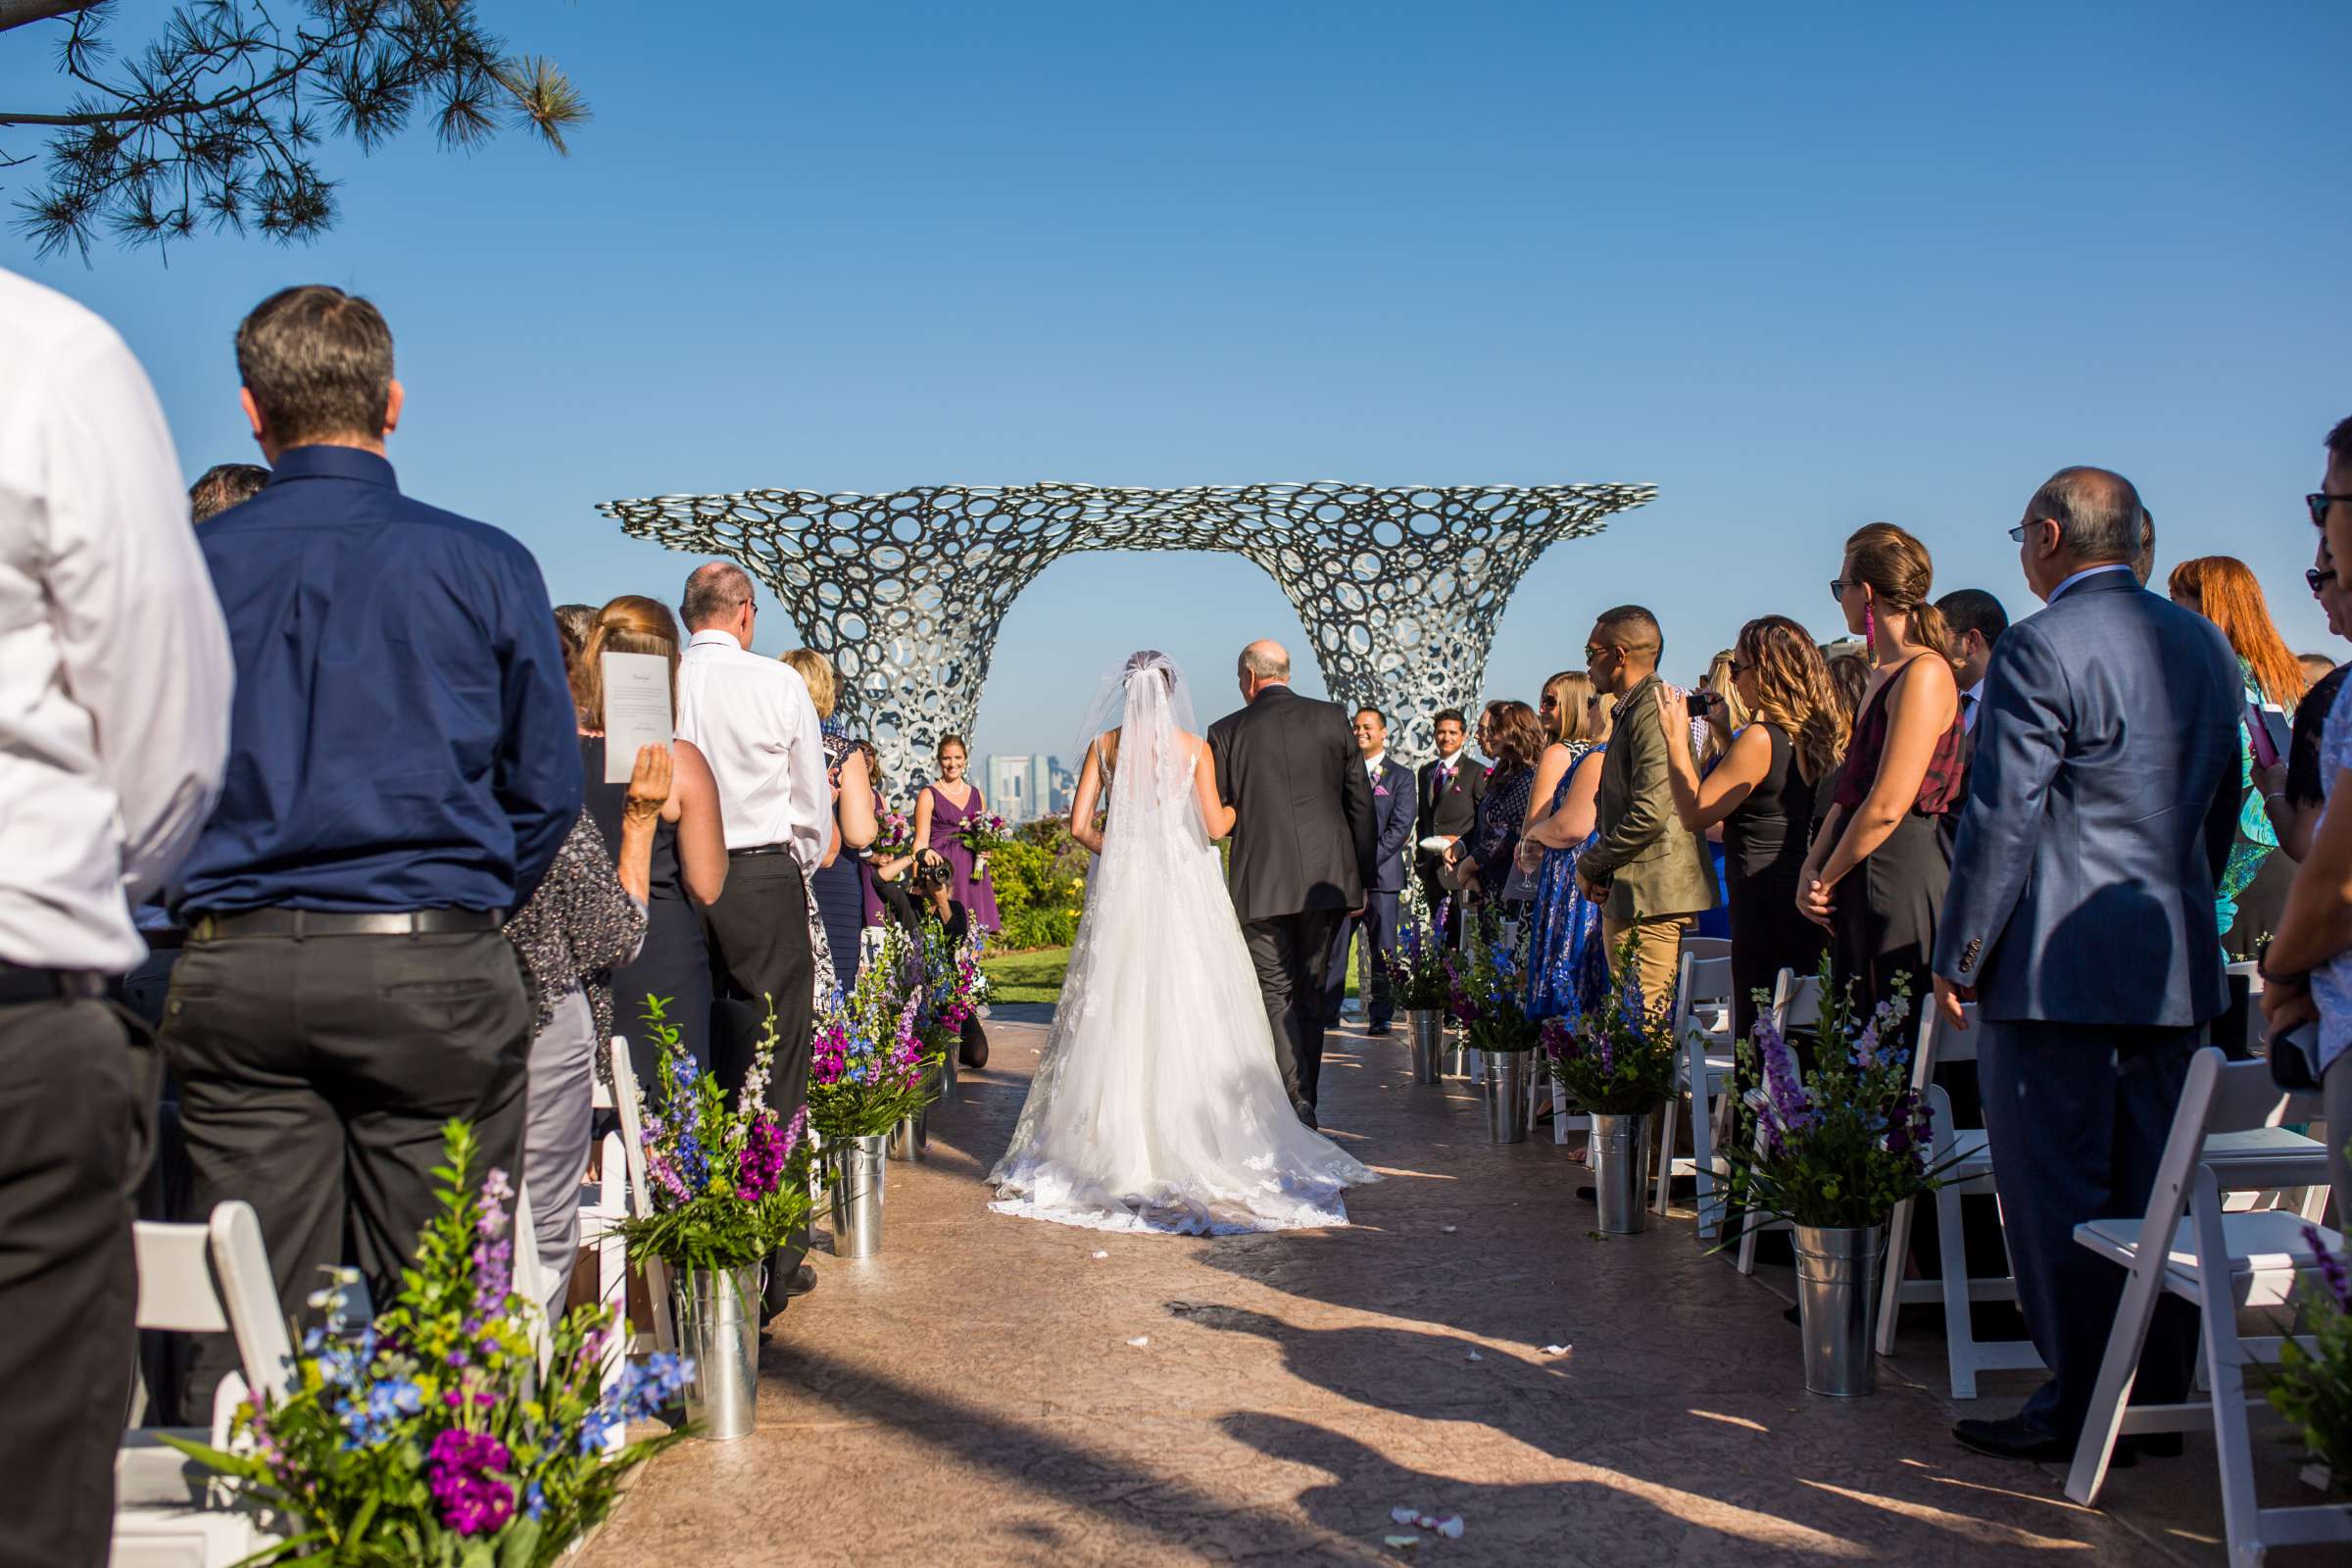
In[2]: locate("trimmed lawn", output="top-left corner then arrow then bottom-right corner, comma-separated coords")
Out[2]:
980,943 -> 1363,1007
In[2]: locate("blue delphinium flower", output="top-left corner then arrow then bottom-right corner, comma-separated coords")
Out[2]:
338,1376 -> 421,1448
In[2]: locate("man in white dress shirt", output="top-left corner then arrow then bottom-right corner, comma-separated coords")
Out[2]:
0,268 -> 233,1566
674,561 -> 830,1310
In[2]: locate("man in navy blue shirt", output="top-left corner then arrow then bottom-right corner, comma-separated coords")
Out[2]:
165,286 -> 580,1398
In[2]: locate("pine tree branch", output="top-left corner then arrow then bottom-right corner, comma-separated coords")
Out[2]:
0,0 -> 101,35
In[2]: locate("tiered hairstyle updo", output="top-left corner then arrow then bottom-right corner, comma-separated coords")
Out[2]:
1842,521 -> 1953,662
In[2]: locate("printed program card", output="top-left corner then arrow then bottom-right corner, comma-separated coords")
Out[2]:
601,651 -> 673,782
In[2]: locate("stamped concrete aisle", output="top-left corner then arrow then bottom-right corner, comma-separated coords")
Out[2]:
579,1010 -> 2298,1567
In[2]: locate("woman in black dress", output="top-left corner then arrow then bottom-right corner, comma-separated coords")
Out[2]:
1657,614 -> 1848,1044
782,650 -> 877,993
1797,523 -> 1966,1048
1445,700 -> 1545,922
573,595 -> 729,1085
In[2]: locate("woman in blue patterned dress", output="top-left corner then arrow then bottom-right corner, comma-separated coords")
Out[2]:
1518,672 -> 1615,1025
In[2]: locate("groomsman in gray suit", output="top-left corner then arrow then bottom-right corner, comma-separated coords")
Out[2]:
1932,466 -> 2242,1465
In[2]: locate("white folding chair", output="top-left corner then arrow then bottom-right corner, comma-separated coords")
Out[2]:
2065,1049 -> 2347,1567
1652,953 -> 1736,1234
113,1201 -> 292,1565
1871,1003 -> 2046,1396
1678,936 -> 1732,964
604,1034 -> 676,1359
1734,967 -> 1820,1274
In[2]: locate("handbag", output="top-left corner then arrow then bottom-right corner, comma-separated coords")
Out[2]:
2269,1018 -> 2323,1094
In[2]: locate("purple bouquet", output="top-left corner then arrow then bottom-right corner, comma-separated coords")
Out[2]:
614,996 -> 814,1274
165,1122 -> 688,1562
1541,932 -> 1680,1113
809,922 -> 941,1138
1385,903 -> 1454,1010
1719,955 -> 1961,1237
1447,911 -> 1541,1054
956,809 -> 1013,859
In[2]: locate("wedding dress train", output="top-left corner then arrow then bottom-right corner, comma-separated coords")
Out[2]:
987,654 -> 1376,1235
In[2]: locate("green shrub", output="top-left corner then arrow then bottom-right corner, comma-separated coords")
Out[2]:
987,824 -> 1084,951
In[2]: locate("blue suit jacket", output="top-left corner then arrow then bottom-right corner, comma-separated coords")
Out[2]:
1933,569 -> 2242,1026
1366,757 -> 1417,893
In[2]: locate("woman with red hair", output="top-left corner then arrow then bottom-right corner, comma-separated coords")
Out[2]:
2169,555 -> 2309,955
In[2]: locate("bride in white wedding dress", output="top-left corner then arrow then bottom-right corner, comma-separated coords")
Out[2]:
987,651 -> 1377,1235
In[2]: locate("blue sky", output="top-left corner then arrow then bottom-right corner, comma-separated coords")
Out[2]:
6,2 -> 2347,766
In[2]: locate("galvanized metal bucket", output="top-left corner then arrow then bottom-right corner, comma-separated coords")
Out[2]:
1793,1223 -> 1887,1396
1484,1049 -> 1531,1144
825,1135 -> 888,1259
1590,1111 -> 1651,1234
1406,1010 -> 1445,1084
672,1264 -> 760,1441
885,1105 -> 928,1162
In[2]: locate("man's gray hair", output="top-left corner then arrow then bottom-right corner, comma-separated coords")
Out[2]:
2027,466 -> 2143,564
681,561 -> 755,629
1239,641 -> 1291,681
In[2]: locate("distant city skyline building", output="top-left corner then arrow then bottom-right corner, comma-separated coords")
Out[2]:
983,754 -> 1068,822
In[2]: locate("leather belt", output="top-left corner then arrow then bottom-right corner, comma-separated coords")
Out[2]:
728,844 -> 792,858
0,962 -> 106,1004
141,928 -> 186,952
185,908 -> 505,942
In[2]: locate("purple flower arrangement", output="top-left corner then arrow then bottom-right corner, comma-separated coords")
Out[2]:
1446,911 -> 1542,1054
871,802 -> 917,859
617,996 -> 815,1276
1384,903 -> 1455,1011
1541,933 -> 1681,1113
809,921 -> 943,1139
2266,1215 -> 2352,1491
166,1121 -> 689,1563
1719,955 -> 1961,1239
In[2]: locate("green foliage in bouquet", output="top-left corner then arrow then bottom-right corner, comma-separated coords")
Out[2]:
1540,932 -> 1681,1113
1719,956 -> 1965,1236
1446,910 -> 1541,1053
611,996 -> 813,1276
164,1123 -> 687,1565
2266,1214 -> 2352,1493
809,923 -> 941,1139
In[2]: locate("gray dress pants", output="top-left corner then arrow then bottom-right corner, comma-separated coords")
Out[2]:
523,986 -> 599,1316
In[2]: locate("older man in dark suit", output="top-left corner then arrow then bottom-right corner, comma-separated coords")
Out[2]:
1414,709 -> 1486,942
1325,705 -> 1418,1034
1934,466 -> 2241,1466
1208,640 -> 1378,1125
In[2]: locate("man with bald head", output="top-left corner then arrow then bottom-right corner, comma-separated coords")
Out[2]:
675,560 -> 831,1312
1205,639 -> 1378,1125
1935,466 -> 2241,1467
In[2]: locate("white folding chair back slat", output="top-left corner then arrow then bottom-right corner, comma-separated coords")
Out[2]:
606,1034 -> 676,1356
1653,953 -> 1736,1233
117,1201 -> 291,1563
1870,1004 -> 2045,1395
2064,1049 -> 2346,1567
1733,967 -> 1818,1273
1678,936 -> 1732,963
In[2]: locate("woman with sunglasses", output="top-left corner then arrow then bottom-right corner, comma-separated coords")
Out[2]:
1657,617 -> 1846,1046
1796,522 -> 1965,1052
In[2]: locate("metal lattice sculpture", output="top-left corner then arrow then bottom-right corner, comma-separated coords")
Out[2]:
598,481 -> 1656,784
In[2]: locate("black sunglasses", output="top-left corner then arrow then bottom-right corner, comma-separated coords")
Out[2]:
2309,493 -> 2352,528
1828,579 -> 1850,602
1726,660 -> 1746,678
2310,567 -> 2337,596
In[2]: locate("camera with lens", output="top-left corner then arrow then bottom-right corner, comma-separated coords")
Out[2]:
909,850 -> 953,896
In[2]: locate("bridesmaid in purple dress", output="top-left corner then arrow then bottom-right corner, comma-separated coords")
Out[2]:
912,733 -> 1003,933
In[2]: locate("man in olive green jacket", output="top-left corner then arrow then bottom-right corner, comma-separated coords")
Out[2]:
1576,604 -> 1717,1014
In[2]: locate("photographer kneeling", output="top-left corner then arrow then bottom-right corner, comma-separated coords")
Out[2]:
872,847 -> 991,1070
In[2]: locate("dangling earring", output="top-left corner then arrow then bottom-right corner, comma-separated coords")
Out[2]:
1863,601 -> 1877,643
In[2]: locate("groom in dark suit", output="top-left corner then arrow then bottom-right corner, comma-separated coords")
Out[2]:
1324,706 -> 1418,1035
1934,466 -> 2241,1466
1208,639 -> 1378,1126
